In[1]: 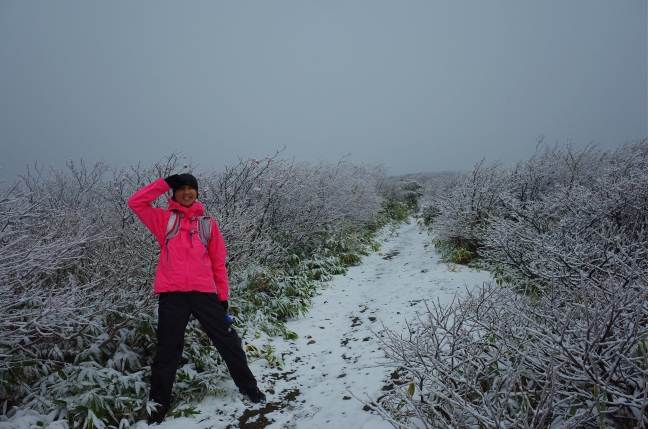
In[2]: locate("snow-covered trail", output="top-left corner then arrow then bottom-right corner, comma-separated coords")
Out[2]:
143,220 -> 492,429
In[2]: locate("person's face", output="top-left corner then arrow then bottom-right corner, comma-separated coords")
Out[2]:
175,185 -> 197,207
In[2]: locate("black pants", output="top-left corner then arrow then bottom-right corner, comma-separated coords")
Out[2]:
149,291 -> 257,411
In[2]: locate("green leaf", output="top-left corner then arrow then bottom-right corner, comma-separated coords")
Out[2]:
407,383 -> 415,396
182,407 -> 200,417
285,331 -> 299,340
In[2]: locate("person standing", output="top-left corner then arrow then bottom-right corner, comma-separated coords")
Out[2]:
128,174 -> 265,425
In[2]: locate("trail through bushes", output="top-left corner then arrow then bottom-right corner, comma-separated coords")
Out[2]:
0,152 -> 411,428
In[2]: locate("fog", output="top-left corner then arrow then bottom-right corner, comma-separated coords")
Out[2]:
0,1 -> 645,179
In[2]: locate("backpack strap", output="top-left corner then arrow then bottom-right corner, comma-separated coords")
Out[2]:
196,216 -> 212,247
165,210 -> 182,240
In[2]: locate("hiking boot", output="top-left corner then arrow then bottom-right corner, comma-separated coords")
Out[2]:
147,406 -> 167,425
240,386 -> 266,403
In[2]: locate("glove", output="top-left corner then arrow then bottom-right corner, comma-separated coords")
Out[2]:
220,300 -> 229,312
164,174 -> 181,190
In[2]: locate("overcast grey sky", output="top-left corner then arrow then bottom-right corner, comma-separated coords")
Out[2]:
0,1 -> 646,180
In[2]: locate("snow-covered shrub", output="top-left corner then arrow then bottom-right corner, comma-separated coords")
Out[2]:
430,160 -> 510,262
373,276 -> 648,429
398,181 -> 424,212
481,142 -> 647,293
378,175 -> 425,213
373,139 -> 648,428
406,172 -> 461,226
201,154 -> 385,271
1,151 -> 399,427
415,160 -> 509,264
424,142 -> 627,265
0,154 -> 202,426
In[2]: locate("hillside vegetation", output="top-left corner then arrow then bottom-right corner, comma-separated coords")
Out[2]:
0,152 -> 411,428
374,140 -> 648,429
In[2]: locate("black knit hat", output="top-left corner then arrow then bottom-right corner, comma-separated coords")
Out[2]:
172,173 -> 198,194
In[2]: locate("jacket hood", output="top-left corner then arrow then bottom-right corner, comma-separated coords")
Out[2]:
167,197 -> 205,217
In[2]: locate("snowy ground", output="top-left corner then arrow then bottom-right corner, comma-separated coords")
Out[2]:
137,220 -> 492,429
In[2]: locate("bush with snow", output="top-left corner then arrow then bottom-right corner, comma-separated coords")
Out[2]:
0,152 -> 407,428
373,140 -> 648,428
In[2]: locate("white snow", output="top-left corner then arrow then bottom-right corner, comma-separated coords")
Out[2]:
136,221 -> 492,429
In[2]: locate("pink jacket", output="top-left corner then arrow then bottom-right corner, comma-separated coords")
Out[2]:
127,178 -> 229,299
